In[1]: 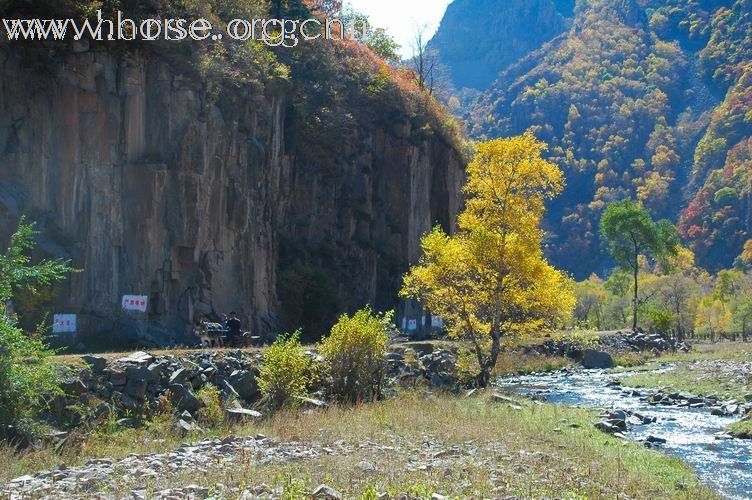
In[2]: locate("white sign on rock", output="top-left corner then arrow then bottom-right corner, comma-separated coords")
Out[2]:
122,295 -> 148,312
53,314 -> 77,333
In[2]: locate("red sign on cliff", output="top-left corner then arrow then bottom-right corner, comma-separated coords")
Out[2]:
121,295 -> 148,312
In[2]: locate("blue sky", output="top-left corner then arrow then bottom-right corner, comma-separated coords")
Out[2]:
345,0 -> 453,57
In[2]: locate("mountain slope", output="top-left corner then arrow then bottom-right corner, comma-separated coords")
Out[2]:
428,0 -> 575,91
433,0 -> 752,276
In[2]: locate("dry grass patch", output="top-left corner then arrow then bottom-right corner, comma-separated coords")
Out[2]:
248,392 -> 711,498
0,391 -> 713,498
494,352 -> 572,376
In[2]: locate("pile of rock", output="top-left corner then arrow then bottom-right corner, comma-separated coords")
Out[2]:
645,391 -> 750,416
605,379 -> 752,415
43,345 -> 462,441
595,409 -> 655,434
523,330 -> 688,368
47,350 -> 264,435
2,430 -> 464,498
2,434 -> 323,498
600,330 -> 691,354
385,344 -> 459,390
594,408 -> 662,446
523,339 -> 577,357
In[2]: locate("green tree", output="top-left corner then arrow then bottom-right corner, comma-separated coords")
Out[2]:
0,219 -> 72,430
338,7 -> 401,63
364,27 -> 401,64
600,200 -> 679,330
732,297 -> 752,342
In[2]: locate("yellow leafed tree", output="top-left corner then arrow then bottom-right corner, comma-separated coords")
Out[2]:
401,133 -> 575,387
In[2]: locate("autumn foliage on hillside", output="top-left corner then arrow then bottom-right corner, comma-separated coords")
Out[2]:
465,0 -> 752,276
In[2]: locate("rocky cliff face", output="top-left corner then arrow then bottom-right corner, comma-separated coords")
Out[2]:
0,44 -> 464,345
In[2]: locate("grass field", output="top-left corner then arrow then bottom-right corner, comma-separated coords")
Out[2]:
0,391 -> 714,498
618,342 -> 752,401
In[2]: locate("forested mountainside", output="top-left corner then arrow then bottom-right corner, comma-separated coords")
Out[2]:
432,0 -> 752,277
427,0 -> 575,91
0,0 -> 466,345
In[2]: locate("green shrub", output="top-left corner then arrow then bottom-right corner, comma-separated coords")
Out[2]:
258,331 -> 312,410
0,315 -> 61,429
319,307 -> 390,404
196,385 -> 223,427
0,219 -> 71,435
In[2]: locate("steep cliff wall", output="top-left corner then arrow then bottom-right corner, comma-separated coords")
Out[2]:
0,44 -> 464,345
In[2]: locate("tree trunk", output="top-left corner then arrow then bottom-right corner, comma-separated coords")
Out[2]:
476,327 -> 502,388
743,320 -> 748,342
632,247 -> 639,331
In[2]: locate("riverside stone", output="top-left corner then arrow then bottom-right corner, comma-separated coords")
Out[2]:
581,350 -> 614,369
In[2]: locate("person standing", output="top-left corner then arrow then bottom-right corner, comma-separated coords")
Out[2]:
226,311 -> 242,346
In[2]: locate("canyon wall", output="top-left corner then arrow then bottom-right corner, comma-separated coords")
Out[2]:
0,44 -> 464,345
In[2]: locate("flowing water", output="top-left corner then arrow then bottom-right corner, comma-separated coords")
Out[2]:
498,367 -> 752,499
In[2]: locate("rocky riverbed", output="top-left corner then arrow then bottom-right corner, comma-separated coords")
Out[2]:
499,367 -> 752,499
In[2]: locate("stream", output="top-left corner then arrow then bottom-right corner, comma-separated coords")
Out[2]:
498,367 -> 752,499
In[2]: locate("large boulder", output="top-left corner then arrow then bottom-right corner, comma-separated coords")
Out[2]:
169,368 -> 190,385
229,370 -> 258,400
126,366 -> 159,385
168,383 -> 202,413
225,408 -> 263,423
60,378 -> 87,396
81,355 -> 107,373
124,378 -> 148,400
109,369 -> 127,387
117,351 -> 154,366
581,350 -> 614,369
